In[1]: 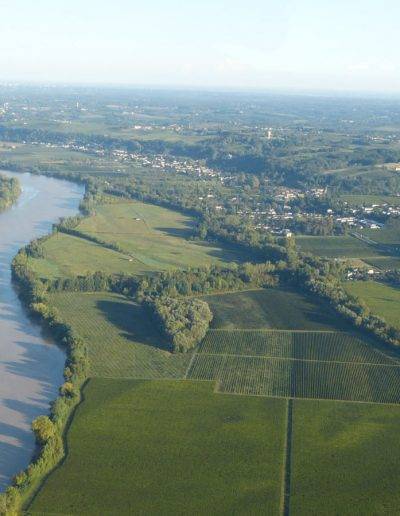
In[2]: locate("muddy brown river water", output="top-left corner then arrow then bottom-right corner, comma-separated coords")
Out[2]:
0,171 -> 83,490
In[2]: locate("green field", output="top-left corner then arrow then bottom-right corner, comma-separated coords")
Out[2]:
345,280 -> 400,329
29,379 -> 286,515
203,288 -> 348,331
200,330 -> 395,363
29,232 -> 138,279
29,199 -> 247,279
0,141 -> 132,176
188,330 -> 400,403
290,399 -> 400,514
362,255 -> 400,270
361,218 -> 400,249
341,194 -> 400,206
296,234 -> 384,259
49,291 -> 190,378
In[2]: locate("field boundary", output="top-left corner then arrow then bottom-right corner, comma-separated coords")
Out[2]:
212,389 -> 400,406
207,328 -> 341,334
280,398 -> 293,516
197,352 -> 400,368
184,350 -> 198,379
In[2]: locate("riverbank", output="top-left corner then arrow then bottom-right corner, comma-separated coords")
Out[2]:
0,172 -> 83,500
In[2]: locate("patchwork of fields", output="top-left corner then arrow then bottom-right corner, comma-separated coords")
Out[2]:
49,287 -> 400,404
188,330 -> 400,403
27,204 -> 400,513
296,233 -> 400,270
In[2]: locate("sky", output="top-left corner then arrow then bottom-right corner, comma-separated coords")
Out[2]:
1,0 -> 400,93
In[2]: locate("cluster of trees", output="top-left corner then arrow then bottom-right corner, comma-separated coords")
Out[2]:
292,255 -> 400,347
383,270 -> 400,286
200,214 -> 289,263
145,296 -> 213,353
47,270 -> 138,297
137,263 -> 279,300
139,263 -> 280,353
0,174 -> 20,211
1,247 -> 90,513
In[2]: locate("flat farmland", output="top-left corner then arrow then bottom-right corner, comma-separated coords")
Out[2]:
202,288 -> 347,331
49,291 -> 190,378
290,399 -> 400,514
345,280 -> 400,329
187,329 -> 400,403
296,235 -> 384,258
200,330 -> 396,363
29,199 -> 248,280
29,379 -> 286,515
75,200 -> 248,271
28,232 -> 139,280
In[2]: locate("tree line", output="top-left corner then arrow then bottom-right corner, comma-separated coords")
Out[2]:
1,249 -> 90,513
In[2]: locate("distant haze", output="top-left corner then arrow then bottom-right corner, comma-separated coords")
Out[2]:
1,0 -> 400,94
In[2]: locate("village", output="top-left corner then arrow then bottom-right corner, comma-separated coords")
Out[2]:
5,136 -> 400,240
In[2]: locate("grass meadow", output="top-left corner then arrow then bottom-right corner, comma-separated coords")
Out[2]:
29,232 -> 138,279
345,280 -> 400,329
49,291 -> 190,378
290,399 -> 400,515
29,199 -> 247,280
29,379 -> 286,515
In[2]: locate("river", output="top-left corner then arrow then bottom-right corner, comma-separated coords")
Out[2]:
0,171 -> 84,490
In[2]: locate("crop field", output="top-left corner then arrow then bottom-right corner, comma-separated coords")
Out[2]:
290,399 -> 400,514
362,255 -> 400,270
202,288 -> 347,331
345,280 -> 400,329
187,330 -> 400,403
361,218 -> 400,248
49,291 -> 190,378
29,199 -> 247,280
200,330 -> 396,363
296,234 -> 385,258
29,379 -> 286,515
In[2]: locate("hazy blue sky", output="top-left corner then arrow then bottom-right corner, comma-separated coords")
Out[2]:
1,0 -> 399,92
